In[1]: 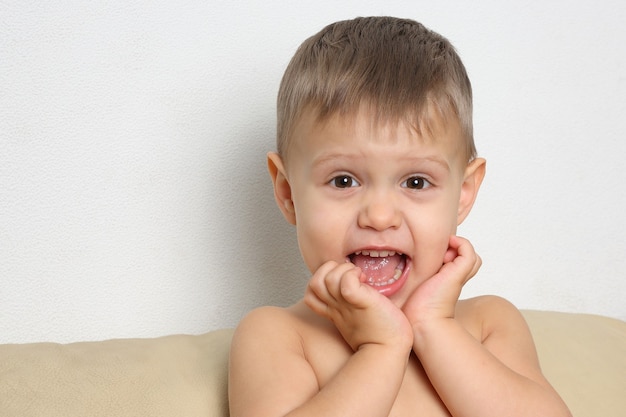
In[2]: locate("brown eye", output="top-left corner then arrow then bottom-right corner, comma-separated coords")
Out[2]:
331,175 -> 359,188
403,176 -> 431,190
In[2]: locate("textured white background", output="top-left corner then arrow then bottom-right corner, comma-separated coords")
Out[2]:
1,0 -> 624,343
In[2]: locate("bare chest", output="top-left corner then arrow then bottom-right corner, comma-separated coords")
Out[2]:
304,333 -> 452,417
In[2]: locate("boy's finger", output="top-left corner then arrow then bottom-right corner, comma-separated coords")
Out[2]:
303,286 -> 329,318
323,262 -> 359,301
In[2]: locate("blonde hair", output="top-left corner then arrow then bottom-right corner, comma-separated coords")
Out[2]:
276,16 -> 476,162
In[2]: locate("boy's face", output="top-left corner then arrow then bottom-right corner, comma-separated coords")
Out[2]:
269,106 -> 485,307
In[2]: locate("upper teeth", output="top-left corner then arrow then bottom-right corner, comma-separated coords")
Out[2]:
355,250 -> 399,257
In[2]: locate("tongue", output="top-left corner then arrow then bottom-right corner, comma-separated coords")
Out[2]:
351,253 -> 403,285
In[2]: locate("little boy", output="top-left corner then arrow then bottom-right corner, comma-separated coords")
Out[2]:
229,16 -> 571,417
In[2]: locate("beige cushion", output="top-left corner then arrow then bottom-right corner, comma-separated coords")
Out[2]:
522,310 -> 626,417
0,311 -> 624,417
0,329 -> 234,417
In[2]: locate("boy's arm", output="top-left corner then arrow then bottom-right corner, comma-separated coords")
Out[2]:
412,296 -> 571,417
228,305 -> 410,417
405,236 -> 571,417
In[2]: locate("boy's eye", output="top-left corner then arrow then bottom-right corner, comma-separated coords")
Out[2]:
330,175 -> 360,188
403,176 -> 431,190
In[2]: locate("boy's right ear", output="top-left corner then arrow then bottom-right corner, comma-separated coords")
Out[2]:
267,152 -> 296,225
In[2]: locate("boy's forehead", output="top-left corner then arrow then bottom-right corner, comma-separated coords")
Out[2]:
287,104 -> 468,166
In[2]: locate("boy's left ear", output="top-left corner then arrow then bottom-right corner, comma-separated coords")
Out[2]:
457,157 -> 486,225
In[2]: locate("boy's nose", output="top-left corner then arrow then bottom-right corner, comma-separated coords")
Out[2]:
357,191 -> 402,231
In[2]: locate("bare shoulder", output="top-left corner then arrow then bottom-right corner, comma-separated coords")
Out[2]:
229,302 -> 321,417
456,295 -> 527,337
230,303 -> 307,356
233,304 -> 298,335
456,295 -> 547,382
230,301 -> 334,362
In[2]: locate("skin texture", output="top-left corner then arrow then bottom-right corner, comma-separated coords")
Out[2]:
228,107 -> 572,417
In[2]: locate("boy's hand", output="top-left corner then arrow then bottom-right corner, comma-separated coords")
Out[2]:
403,235 -> 481,327
305,260 -> 413,352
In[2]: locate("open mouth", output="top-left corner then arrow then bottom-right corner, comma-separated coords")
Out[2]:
348,250 -> 409,296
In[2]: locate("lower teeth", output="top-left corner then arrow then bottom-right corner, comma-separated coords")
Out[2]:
368,267 -> 402,287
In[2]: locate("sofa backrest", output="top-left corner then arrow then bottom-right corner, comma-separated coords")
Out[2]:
0,329 -> 233,417
1,312 -> 625,417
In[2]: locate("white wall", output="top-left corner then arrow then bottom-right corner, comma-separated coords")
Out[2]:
1,0 -> 624,344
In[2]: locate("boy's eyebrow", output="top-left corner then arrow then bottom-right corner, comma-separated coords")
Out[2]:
312,152 -> 452,171
405,155 -> 451,171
